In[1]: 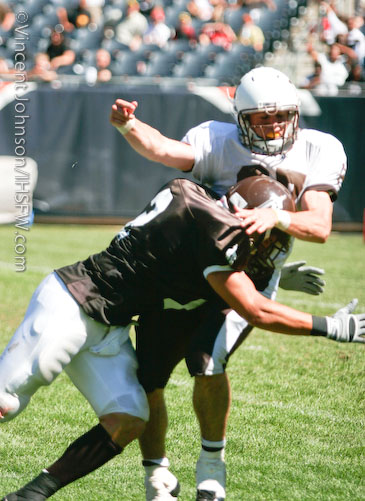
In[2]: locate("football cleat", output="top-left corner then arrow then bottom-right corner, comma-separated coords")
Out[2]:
1,472 -> 62,500
196,456 -> 226,501
196,490 -> 225,501
2,494 -> 44,500
2,496 -> 27,501
144,464 -> 180,500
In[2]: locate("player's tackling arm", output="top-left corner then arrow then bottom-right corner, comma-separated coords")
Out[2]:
207,270 -> 313,335
237,190 -> 333,243
283,190 -> 333,242
110,99 -> 195,171
207,271 -> 365,343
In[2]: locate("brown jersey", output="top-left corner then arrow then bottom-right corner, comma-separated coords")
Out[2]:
56,179 -> 252,326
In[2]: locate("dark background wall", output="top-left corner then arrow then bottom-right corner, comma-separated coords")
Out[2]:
2,84 -> 364,223
301,95 -> 365,225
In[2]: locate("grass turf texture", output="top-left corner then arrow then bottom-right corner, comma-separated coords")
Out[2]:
0,224 -> 364,500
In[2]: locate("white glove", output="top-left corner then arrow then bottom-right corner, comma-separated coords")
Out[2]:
325,299 -> 365,343
279,261 -> 325,295
333,298 -> 358,316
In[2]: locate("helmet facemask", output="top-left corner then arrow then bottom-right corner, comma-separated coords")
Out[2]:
245,228 -> 291,281
234,67 -> 301,156
237,107 -> 299,156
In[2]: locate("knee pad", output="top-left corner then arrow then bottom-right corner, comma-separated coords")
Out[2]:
97,382 -> 150,422
0,337 -> 82,423
38,337 -> 83,385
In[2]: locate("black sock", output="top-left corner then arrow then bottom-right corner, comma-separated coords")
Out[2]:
46,424 -> 123,487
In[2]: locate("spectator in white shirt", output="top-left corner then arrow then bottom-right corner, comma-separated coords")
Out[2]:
307,41 -> 349,95
143,6 -> 172,47
346,16 -> 365,66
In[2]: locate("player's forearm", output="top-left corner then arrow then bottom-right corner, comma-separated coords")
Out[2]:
124,120 -> 194,171
207,271 -> 313,335
242,296 -> 313,335
279,209 -> 331,243
110,98 -> 194,171
231,285 -> 313,335
277,190 -> 333,243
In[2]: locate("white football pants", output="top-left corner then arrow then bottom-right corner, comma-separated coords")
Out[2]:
203,266 -> 281,375
0,272 -> 149,423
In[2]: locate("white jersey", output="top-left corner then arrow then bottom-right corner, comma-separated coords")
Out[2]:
183,121 -> 347,206
182,120 -> 347,297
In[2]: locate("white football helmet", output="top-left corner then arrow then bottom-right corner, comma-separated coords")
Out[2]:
234,67 -> 300,155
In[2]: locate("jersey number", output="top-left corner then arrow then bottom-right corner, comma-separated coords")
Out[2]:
118,188 -> 173,239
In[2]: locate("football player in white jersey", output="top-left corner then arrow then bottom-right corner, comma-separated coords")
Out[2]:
2,177 -> 363,501
109,67 -> 348,501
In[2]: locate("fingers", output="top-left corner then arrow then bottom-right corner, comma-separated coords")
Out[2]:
115,99 -> 138,115
353,335 -> 365,343
300,266 -> 325,276
353,314 -> 365,343
237,208 -> 277,235
334,298 -> 359,317
243,219 -> 270,235
303,289 -> 321,296
303,275 -> 325,295
306,275 -> 325,286
114,99 -> 138,111
286,261 -> 307,271
110,99 -> 138,126
339,298 -> 358,315
345,298 -> 358,314
302,283 -> 325,295
233,207 -> 251,217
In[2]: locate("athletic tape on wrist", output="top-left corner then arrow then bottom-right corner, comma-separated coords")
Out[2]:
116,117 -> 136,135
272,208 -> 291,231
311,315 -> 328,336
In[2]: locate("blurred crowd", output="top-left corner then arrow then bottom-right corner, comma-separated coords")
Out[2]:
0,0 -> 364,90
302,0 -> 365,93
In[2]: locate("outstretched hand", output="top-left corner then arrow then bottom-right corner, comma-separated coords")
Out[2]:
280,261 -> 325,295
327,298 -> 365,343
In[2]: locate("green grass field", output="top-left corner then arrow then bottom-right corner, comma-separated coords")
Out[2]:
0,224 -> 364,500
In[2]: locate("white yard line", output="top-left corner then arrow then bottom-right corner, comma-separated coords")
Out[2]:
0,260 -> 52,274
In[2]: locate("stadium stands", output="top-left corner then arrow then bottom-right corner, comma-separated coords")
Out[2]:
173,49 -> 214,78
1,0 -> 363,88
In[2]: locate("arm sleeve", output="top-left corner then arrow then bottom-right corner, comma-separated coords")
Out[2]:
203,264 -> 234,278
300,132 -> 347,201
182,121 -> 215,183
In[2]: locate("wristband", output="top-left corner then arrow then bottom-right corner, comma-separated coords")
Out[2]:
272,208 -> 291,231
116,117 -> 136,135
311,315 -> 328,336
